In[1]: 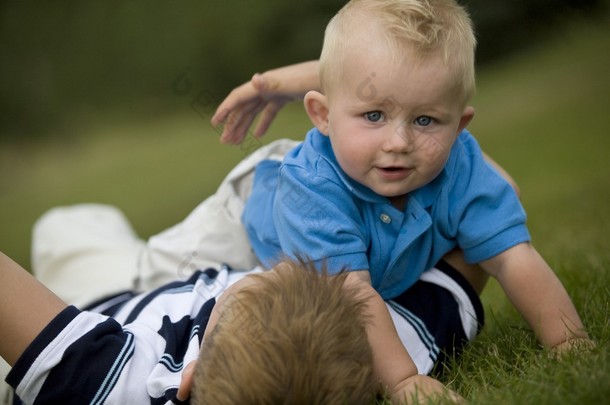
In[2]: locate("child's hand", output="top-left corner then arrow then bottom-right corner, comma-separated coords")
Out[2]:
211,73 -> 291,144
550,337 -> 596,358
390,374 -> 463,404
212,61 -> 319,144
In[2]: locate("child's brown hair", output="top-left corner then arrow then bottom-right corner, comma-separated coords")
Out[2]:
192,258 -> 377,404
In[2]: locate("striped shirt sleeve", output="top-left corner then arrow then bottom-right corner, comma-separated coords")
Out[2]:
7,306 -> 141,404
5,267 -> 246,404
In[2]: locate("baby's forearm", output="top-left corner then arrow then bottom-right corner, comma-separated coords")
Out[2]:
358,283 -> 456,402
524,281 -> 588,348
345,272 -> 419,394
262,60 -> 321,96
483,244 -> 589,348
343,271 -> 461,402
530,278 -> 588,347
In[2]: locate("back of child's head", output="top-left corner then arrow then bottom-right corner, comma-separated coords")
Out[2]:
320,0 -> 477,104
192,259 -> 377,404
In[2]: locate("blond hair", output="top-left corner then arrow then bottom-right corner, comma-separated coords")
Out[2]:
192,259 -> 377,404
320,0 -> 477,103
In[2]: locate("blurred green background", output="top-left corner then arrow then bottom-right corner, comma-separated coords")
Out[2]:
0,0 -> 603,139
1,0 -> 609,275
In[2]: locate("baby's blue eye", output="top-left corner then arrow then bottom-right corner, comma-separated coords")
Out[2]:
364,111 -> 383,122
415,116 -> 433,126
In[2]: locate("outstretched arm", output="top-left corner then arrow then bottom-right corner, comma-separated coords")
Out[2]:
212,60 -> 320,144
0,252 -> 67,366
211,62 -> 521,198
346,271 -> 462,403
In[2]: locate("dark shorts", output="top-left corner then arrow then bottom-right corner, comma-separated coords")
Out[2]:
386,260 -> 484,375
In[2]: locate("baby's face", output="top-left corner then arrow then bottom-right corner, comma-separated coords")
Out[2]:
322,27 -> 473,209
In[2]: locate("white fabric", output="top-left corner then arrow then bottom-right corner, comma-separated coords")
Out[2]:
32,204 -> 145,308
31,139 -> 300,307
0,358 -> 11,405
137,139 -> 299,290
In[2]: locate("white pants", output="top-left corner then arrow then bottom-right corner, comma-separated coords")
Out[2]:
1,139 -> 298,403
32,139 -> 297,307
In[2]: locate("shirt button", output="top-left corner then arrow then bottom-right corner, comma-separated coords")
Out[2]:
380,213 -> 392,224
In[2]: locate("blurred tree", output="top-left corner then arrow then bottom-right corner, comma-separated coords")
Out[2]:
0,0 -> 604,142
461,0 -> 603,63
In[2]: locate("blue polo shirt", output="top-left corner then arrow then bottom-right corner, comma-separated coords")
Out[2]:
242,128 -> 530,299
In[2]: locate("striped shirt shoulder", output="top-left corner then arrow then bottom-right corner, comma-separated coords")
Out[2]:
7,266 -> 251,404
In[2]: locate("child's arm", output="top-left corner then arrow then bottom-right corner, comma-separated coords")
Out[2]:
0,252 -> 67,366
346,270 -> 462,403
211,62 -> 520,196
212,60 -> 320,144
480,243 -> 591,350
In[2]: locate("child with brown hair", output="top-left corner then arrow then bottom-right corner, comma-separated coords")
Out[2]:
1,252 -> 382,404
192,259 -> 377,404
3,198 -> 476,404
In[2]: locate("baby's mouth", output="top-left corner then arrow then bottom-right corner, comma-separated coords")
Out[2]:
376,166 -> 413,179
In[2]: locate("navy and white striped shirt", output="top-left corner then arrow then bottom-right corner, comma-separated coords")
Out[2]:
6,263 -> 482,404
7,266 -> 253,404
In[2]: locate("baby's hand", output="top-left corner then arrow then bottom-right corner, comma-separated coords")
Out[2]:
550,337 -> 596,358
390,374 -> 463,404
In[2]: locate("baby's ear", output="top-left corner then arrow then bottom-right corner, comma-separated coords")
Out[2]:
176,360 -> 198,401
457,106 -> 475,134
304,91 -> 330,135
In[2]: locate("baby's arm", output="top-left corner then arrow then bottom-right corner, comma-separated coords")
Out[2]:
346,270 -> 461,403
211,62 -> 520,195
480,243 -> 591,350
212,60 -> 320,144
0,252 -> 67,366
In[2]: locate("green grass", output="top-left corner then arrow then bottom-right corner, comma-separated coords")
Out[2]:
1,15 -> 609,405
0,105 -> 310,269
438,17 -> 610,405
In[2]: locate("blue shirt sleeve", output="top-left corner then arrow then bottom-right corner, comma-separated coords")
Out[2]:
443,133 -> 531,263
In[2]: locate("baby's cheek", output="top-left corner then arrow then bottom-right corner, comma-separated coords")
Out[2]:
415,134 -> 448,163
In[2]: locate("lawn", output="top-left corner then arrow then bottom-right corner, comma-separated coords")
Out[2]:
1,15 -> 609,405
